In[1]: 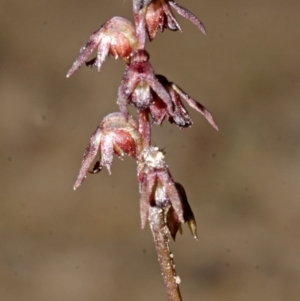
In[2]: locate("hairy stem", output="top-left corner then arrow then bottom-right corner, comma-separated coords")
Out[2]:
133,6 -> 148,49
138,109 -> 151,149
148,206 -> 182,301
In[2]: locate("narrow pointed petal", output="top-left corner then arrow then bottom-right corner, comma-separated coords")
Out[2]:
117,69 -> 140,119
78,40 -> 110,72
155,74 -> 192,127
95,38 -> 110,72
175,183 -> 198,239
169,1 -> 206,35
162,2 -> 181,31
140,173 -> 157,228
66,29 -> 102,78
74,127 -> 102,190
149,97 -> 167,125
146,73 -> 174,117
169,89 -> 192,127
172,84 -> 219,130
99,134 -> 114,174
187,219 -> 198,240
158,171 -> 184,223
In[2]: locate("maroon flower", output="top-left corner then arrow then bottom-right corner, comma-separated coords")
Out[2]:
151,75 -> 219,130
117,52 -> 218,130
74,112 -> 142,190
117,49 -> 174,119
134,0 -> 206,41
138,146 -> 197,234
66,17 -> 138,77
138,146 -> 197,239
138,146 -> 183,229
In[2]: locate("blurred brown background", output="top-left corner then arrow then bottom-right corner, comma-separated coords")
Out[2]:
1,1 -> 300,300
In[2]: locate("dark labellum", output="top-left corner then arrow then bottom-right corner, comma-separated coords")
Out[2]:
89,160 -> 102,174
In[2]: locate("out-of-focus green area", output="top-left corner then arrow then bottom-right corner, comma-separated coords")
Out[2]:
1,1 -> 300,300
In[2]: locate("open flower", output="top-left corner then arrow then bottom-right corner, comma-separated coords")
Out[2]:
134,0 -> 206,41
117,49 -> 174,118
117,51 -> 218,130
74,112 -> 142,190
150,74 -> 219,130
66,17 -> 138,78
137,146 -> 197,240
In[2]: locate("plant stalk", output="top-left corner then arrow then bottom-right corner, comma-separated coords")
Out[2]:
138,109 -> 151,149
148,206 -> 182,301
